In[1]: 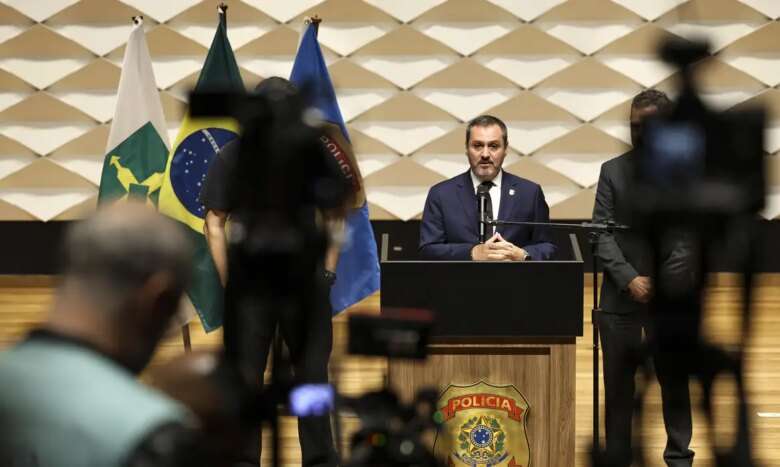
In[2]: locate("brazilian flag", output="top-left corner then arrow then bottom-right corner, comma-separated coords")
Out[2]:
157,7 -> 243,331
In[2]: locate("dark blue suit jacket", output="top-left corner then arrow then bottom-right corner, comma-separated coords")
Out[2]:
419,171 -> 556,260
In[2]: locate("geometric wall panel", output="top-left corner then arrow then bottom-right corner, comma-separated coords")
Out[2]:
410,152 -> 470,180
352,121 -> 457,156
294,0 -> 398,57
242,0 -> 327,23
415,22 -> 516,57
414,60 -> 518,122
352,93 -> 458,155
485,0 -> 566,21
0,158 -> 94,189
550,187 -> 596,219
737,0 -> 780,19
0,153 -> 34,181
0,93 -> 96,155
169,1 -> 276,50
474,26 -> 581,89
720,23 -> 780,87
659,0 -> 768,51
355,152 -> 400,178
51,91 -> 116,124
535,0 -> 644,55
0,6 -> 35,47
536,22 -> 640,56
595,25 -> 681,87
2,0 -> 79,22
503,157 -> 583,207
365,185 -> 431,221
610,0 -> 689,21
663,22 -> 762,52
413,0 -> 518,56
329,60 -> 398,122
337,88 -> 398,123
0,188 -> 96,221
351,54 -> 456,91
535,59 -> 641,121
52,195 -> 98,221
0,25 -> 93,89
0,0 -> 777,221
352,27 -> 459,89
49,153 -> 104,185
46,0 -> 139,56
414,88 -> 518,123
114,0 -> 202,23
362,0 -> 446,23
237,26 -> 323,81
533,125 -> 630,188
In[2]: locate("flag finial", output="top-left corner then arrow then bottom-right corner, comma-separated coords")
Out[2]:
304,15 -> 322,26
218,2 -> 227,14
132,15 -> 143,26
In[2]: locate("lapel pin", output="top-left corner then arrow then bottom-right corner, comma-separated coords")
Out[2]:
509,188 -> 515,196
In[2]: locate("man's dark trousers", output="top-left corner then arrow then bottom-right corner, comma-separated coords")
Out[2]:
598,309 -> 694,467
230,275 -> 337,467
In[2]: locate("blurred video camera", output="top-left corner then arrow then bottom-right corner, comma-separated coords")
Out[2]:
341,310 -> 443,467
632,38 -> 765,226
617,37 -> 766,467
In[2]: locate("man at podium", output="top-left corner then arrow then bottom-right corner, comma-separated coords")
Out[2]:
418,115 -> 556,261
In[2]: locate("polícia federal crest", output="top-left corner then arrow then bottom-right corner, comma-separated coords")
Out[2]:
434,381 -> 530,467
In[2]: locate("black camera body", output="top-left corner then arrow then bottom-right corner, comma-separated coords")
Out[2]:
605,38 -> 767,467
631,39 -> 765,230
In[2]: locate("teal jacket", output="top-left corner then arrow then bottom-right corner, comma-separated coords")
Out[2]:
0,331 -> 189,467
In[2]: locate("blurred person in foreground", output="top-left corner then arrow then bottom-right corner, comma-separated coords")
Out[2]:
592,89 -> 694,467
0,203 -> 210,467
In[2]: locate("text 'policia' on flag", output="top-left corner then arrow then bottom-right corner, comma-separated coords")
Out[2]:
157,5 -> 243,332
290,18 -> 381,314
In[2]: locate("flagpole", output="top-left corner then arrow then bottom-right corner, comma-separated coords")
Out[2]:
181,324 -> 192,352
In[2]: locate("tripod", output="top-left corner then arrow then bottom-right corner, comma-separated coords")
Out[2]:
487,218 -> 629,450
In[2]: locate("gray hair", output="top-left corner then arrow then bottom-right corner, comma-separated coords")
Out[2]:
61,203 -> 192,313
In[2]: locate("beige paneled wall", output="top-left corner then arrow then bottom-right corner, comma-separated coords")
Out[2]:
0,0 -> 779,221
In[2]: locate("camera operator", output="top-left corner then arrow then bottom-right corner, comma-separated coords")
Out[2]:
592,89 -> 695,467
200,76 -> 341,467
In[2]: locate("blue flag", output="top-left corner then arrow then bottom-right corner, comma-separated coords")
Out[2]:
290,20 -> 380,313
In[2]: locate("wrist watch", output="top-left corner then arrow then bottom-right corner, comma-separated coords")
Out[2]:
324,270 -> 337,286
521,251 -> 531,261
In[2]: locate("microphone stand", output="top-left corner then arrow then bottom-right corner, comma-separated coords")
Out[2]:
487,218 -> 630,450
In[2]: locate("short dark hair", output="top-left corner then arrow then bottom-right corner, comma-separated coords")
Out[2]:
632,89 -> 672,113
255,76 -> 298,97
466,115 -> 508,147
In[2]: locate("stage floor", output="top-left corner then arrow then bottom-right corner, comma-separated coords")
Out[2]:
1,274 -> 778,466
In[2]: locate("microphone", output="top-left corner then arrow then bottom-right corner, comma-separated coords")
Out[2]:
477,186 -> 490,243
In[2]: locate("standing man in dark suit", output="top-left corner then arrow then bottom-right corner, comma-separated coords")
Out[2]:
419,115 -> 556,261
593,89 -> 694,467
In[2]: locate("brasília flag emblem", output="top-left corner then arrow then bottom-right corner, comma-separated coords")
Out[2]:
98,16 -> 168,207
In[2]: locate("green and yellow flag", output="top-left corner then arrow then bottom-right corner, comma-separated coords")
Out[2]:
158,6 -> 244,331
98,17 -> 168,206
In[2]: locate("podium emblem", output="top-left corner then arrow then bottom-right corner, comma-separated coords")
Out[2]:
434,381 -> 530,466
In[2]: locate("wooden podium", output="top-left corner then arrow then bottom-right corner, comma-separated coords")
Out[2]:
380,234 -> 583,467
